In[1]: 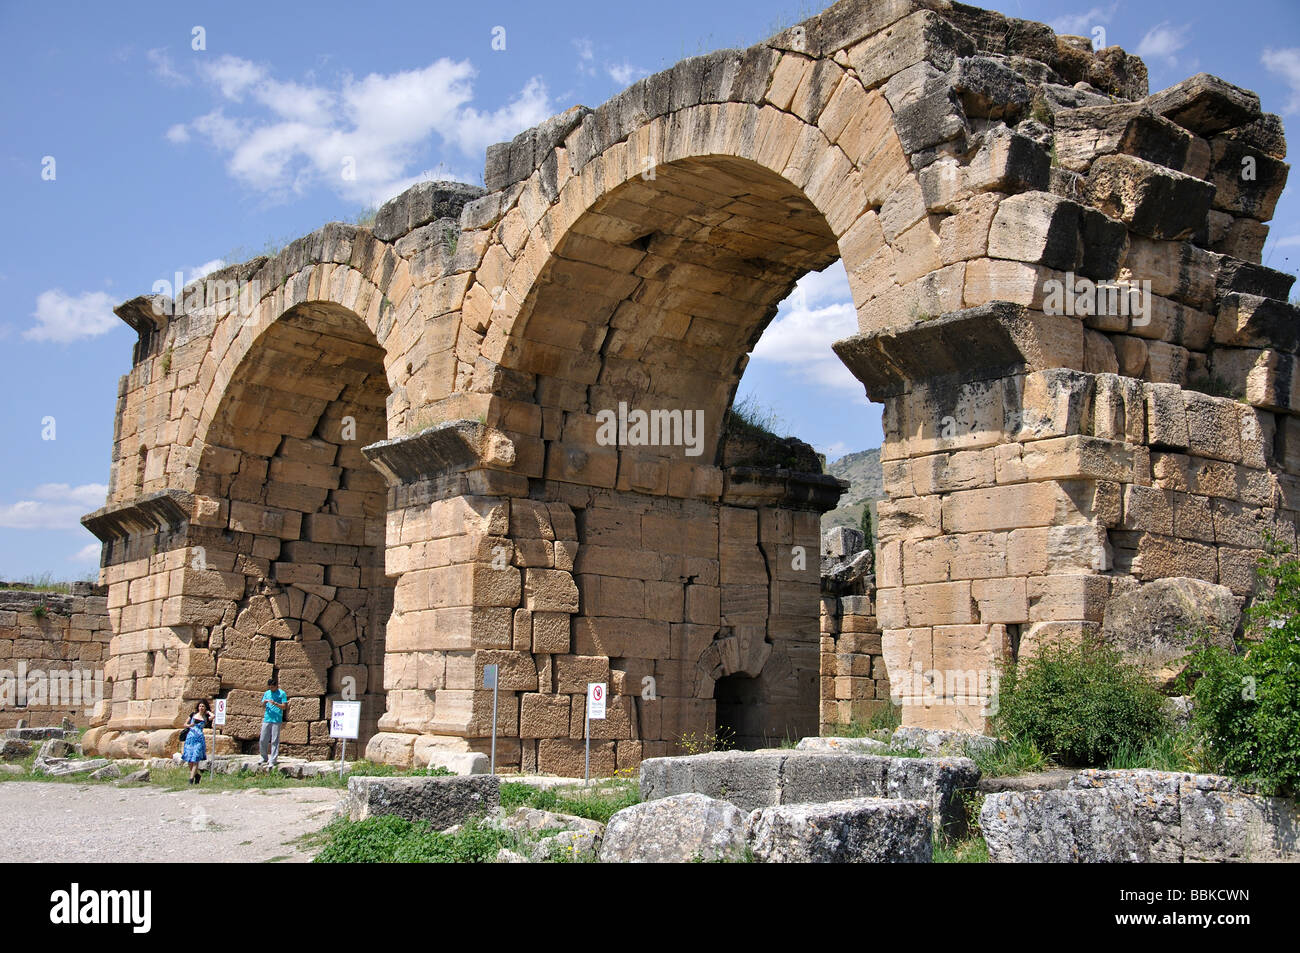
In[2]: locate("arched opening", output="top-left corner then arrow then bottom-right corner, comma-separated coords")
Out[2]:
189,301 -> 392,759
495,155 -> 862,757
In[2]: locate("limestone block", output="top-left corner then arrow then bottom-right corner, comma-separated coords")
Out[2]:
1083,154 -> 1214,240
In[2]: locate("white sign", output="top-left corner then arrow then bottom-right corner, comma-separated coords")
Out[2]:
483,664 -> 498,689
587,683 -> 607,720
330,700 -> 362,740
213,698 -> 227,726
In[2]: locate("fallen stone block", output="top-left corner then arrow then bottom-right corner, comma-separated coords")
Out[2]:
599,793 -> 748,863
497,806 -> 605,838
640,749 -> 979,833
34,758 -> 112,778
0,739 -> 32,761
891,726 -> 999,758
345,775 -> 500,828
3,727 -> 67,741
640,750 -> 783,812
985,770 -> 1300,862
981,787 -> 1149,862
529,828 -> 602,862
747,797 -> 932,863
37,738 -> 74,759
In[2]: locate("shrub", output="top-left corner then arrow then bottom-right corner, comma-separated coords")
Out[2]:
312,816 -> 516,863
993,638 -> 1170,766
1185,545 -> 1300,795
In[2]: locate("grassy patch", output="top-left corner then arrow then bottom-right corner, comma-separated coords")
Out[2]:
726,395 -> 785,440
1105,732 -> 1202,773
933,835 -> 989,863
934,790 -> 989,862
499,779 -> 640,824
312,816 -> 526,864
970,735 -> 1050,778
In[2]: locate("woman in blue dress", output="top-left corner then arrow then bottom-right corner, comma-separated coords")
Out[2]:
182,700 -> 212,785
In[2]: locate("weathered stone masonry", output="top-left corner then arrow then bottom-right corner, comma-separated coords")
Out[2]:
80,0 -> 1293,769
0,584 -> 110,730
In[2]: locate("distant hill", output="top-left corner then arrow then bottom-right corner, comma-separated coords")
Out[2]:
821,447 -> 883,536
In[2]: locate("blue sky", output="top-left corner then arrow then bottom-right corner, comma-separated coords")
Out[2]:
0,0 -> 1297,580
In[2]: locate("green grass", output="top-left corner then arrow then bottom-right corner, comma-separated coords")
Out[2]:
499,779 -> 640,824
0,754 -> 453,791
313,816 -> 529,864
1104,732 -> 1201,773
933,835 -> 989,863
314,779 -> 640,863
970,735 -> 1051,778
7,572 -> 93,594
726,394 -> 785,440
934,790 -> 989,862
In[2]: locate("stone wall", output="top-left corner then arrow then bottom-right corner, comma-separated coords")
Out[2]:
79,0 -> 1294,767
819,528 -> 892,732
0,584 -> 110,729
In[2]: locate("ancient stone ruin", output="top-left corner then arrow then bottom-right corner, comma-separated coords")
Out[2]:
70,0 -> 1292,774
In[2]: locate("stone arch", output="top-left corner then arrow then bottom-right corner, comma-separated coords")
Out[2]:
177,300 -> 393,758
87,0 -> 1295,769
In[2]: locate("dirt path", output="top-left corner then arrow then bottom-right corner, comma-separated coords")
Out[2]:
0,781 -> 342,863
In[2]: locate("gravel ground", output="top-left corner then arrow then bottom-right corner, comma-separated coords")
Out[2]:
0,781 -> 342,863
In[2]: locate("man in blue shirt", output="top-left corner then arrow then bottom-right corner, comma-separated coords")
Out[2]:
260,675 -> 289,767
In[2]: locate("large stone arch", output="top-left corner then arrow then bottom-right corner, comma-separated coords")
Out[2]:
86,0 -> 1294,770
80,221 -> 459,757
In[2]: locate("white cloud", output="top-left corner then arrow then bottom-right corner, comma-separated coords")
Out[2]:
0,484 -> 109,531
188,259 -> 226,282
1051,4 -> 1118,38
198,53 -> 267,100
573,37 -> 596,76
165,123 -> 190,144
1262,47 -> 1300,113
147,47 -> 188,86
25,290 -> 118,343
70,543 -> 101,564
1272,234 -> 1300,249
608,62 -> 648,86
169,54 -> 553,205
1136,21 -> 1191,66
750,264 -> 864,394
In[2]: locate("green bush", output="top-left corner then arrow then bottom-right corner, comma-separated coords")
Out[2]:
1185,545 -> 1300,795
994,639 -> 1170,766
312,816 -> 516,863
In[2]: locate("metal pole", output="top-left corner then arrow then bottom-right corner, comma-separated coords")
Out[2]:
339,738 -> 347,779
490,679 -> 498,775
584,697 -> 590,785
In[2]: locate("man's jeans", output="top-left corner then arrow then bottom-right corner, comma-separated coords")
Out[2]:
259,721 -> 282,765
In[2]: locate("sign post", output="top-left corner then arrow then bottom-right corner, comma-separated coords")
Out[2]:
329,700 -> 362,778
211,698 -> 227,769
585,683 -> 606,784
483,664 -> 499,775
